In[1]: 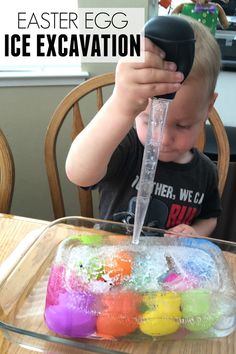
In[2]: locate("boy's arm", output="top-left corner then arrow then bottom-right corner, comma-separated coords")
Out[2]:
66,96 -> 135,187
65,38 -> 184,187
167,217 -> 217,237
191,217 -> 217,236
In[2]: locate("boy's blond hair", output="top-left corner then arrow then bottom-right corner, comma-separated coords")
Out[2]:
174,15 -> 221,98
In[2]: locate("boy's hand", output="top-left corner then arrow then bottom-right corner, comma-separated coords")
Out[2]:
166,224 -> 200,237
111,37 -> 184,119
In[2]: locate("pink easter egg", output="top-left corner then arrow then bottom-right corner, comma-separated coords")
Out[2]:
163,272 -> 199,292
46,265 -> 66,306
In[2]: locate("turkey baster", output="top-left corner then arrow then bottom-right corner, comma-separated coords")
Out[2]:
132,16 -> 195,244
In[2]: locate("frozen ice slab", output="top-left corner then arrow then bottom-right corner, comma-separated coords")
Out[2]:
44,235 -> 236,340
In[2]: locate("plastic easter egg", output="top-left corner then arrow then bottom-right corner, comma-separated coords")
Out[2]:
88,257 -> 105,280
140,292 -> 181,336
44,290 -> 97,337
179,238 -> 221,286
179,237 -> 221,254
66,270 -> 84,292
105,251 -> 132,285
181,289 -> 219,332
45,265 -> 65,306
96,291 -> 141,338
77,256 -> 104,281
70,234 -> 103,246
140,311 -> 180,336
163,272 -> 199,292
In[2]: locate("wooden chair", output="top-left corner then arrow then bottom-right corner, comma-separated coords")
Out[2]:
196,108 -> 230,196
44,72 -> 229,219
0,129 -> 15,213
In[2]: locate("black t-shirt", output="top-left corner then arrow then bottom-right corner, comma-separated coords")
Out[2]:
97,128 -> 222,229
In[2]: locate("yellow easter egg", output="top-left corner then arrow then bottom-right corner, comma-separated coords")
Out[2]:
140,292 -> 181,336
140,310 -> 180,336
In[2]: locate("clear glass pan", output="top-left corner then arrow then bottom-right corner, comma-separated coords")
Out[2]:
0,216 -> 236,354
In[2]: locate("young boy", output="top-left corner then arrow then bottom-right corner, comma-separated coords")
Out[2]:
66,16 -> 222,237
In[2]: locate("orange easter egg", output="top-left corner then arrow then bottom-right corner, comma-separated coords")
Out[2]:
105,251 -> 132,284
96,291 -> 141,338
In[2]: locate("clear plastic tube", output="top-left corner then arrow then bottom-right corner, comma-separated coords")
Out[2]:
132,97 -> 171,245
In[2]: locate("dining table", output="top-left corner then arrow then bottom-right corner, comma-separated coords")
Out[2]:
0,213 -> 236,354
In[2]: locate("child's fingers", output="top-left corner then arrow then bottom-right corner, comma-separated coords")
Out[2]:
167,224 -> 199,237
130,81 -> 182,100
142,37 -> 166,58
136,50 -> 178,72
118,37 -> 179,75
132,47 -> 166,70
132,44 -> 182,79
132,67 -> 183,85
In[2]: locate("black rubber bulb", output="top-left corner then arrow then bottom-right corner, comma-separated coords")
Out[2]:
144,15 -> 195,99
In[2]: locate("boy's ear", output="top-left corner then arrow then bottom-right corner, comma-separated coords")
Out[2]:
208,92 -> 218,113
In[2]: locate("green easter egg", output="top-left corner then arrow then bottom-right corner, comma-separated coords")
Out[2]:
77,256 -> 104,280
87,256 -> 104,279
181,289 -> 218,332
70,234 -> 103,246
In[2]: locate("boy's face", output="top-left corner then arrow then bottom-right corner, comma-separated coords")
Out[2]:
135,77 -> 216,163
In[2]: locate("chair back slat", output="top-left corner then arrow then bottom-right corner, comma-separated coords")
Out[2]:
72,103 -> 84,140
0,129 -> 15,213
208,108 -> 230,196
196,125 -> 206,152
77,186 -> 94,218
97,87 -> 103,111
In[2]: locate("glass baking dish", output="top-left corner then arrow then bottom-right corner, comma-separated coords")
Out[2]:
0,216 -> 236,354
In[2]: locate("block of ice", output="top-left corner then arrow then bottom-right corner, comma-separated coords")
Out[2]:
44,235 -> 236,340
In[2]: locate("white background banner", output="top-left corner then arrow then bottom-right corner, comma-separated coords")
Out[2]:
0,2 -> 145,64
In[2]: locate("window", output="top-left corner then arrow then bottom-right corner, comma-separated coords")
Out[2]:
0,0 -> 87,86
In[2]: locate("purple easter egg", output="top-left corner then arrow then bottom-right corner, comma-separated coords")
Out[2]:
45,290 -> 97,337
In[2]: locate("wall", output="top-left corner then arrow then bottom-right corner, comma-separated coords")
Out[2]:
0,85 -> 77,220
